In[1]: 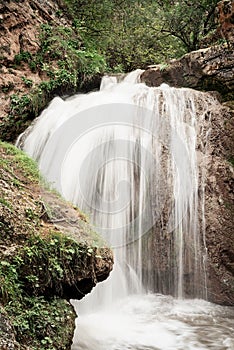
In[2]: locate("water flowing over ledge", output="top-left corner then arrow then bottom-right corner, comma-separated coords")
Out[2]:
17,70 -> 234,349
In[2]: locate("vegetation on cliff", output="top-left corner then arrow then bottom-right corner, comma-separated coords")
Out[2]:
0,0 -> 226,142
0,141 -> 113,349
0,4 -> 107,141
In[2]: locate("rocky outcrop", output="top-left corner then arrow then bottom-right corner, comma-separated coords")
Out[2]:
141,45 -> 234,101
140,3 -> 234,304
0,142 -> 113,349
0,0 -> 68,62
0,142 -> 113,299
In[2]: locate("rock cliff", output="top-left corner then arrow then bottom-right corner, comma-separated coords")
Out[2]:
141,44 -> 234,306
205,102 -> 234,305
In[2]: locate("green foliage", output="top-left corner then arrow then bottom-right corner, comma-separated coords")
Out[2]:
5,297 -> 74,350
159,63 -> 169,71
10,93 -> 31,115
0,197 -> 12,210
0,260 -> 21,304
1,82 -> 14,93
14,51 -> 32,65
25,208 -> 39,224
37,23 -> 106,84
149,0 -> 219,52
228,157 -> 234,167
21,76 -> 33,88
1,22 -> 108,141
0,230 -> 95,349
13,148 -> 39,183
63,0 -> 219,70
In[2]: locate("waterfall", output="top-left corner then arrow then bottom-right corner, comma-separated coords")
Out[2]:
18,70 -> 212,304
16,70 -> 234,350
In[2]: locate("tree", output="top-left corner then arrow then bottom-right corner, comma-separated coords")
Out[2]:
150,0 -> 219,52
63,0 -> 220,71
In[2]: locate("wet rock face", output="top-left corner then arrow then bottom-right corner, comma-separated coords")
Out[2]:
205,104 -> 234,305
141,45 -> 234,101
141,47 -> 234,306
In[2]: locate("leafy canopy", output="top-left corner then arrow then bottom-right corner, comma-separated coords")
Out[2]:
64,0 -> 220,70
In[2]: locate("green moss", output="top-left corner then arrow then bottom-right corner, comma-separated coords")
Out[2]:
14,51 -> 32,66
1,82 -> 15,93
14,153 -> 40,182
0,140 -> 23,155
0,141 -> 40,182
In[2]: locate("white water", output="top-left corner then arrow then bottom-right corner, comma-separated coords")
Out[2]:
72,295 -> 234,350
17,70 -> 234,349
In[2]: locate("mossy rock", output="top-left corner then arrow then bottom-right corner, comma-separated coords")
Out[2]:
0,142 -> 113,349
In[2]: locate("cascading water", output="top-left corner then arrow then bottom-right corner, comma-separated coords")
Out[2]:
17,70 -> 234,350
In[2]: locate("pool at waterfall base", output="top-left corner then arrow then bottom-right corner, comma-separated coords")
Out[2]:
71,294 -> 234,350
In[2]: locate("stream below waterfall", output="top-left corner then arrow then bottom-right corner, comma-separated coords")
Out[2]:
72,294 -> 234,350
18,70 -> 234,350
